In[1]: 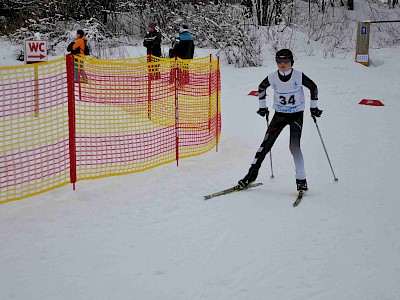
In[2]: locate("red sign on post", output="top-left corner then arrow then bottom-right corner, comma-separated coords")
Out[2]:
24,40 -> 48,64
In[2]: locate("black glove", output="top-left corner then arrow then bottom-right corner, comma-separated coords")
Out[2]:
310,107 -> 323,117
168,48 -> 175,58
67,42 -> 74,52
257,108 -> 269,117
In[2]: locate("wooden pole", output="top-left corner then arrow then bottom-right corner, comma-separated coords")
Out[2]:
355,21 -> 370,66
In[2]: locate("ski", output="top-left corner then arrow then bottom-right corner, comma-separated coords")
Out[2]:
204,182 -> 263,200
293,190 -> 306,207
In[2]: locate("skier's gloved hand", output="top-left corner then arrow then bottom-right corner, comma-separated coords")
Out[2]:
257,108 -> 269,117
310,107 -> 323,117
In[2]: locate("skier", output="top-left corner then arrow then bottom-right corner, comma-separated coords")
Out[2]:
238,49 -> 322,192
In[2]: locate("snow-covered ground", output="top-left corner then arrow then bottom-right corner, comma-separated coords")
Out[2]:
1,38 -> 399,299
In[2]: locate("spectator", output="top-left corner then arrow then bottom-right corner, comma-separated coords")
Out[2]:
173,25 -> 195,86
143,22 -> 162,57
67,30 -> 88,82
67,29 -> 88,56
174,25 -> 195,59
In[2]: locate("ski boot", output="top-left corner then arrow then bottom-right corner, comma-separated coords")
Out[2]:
238,167 -> 259,189
296,179 -> 308,191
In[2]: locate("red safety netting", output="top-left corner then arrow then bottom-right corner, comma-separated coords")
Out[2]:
0,54 -> 221,204
0,57 -> 71,202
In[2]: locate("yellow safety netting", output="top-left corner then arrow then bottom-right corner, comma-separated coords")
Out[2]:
0,54 -> 221,204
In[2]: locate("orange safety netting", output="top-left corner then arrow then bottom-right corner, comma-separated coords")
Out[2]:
0,54 -> 221,204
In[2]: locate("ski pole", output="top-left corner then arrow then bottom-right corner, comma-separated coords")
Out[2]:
312,116 -> 338,182
266,115 -> 275,179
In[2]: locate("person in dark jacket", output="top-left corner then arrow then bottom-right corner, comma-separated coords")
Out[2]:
174,25 -> 195,59
143,22 -> 162,80
143,23 -> 162,57
173,25 -> 195,85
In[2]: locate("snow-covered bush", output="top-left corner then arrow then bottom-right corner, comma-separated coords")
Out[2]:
363,2 -> 400,48
2,0 -> 399,65
111,1 -> 262,67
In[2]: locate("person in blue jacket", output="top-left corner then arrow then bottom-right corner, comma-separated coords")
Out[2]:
174,25 -> 195,59
172,25 -> 195,85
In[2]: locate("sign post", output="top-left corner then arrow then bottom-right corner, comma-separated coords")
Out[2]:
24,40 -> 48,117
355,21 -> 370,66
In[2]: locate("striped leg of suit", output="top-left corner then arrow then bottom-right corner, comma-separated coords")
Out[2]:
244,111 -> 306,182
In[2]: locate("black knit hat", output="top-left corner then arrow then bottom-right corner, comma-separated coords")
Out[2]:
77,29 -> 85,38
275,49 -> 294,65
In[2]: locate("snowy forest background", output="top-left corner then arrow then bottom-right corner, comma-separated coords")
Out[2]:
1,0 -> 400,66
2,1 -> 400,300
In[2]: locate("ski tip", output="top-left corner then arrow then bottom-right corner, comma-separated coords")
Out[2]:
293,199 -> 301,207
203,182 -> 263,201
293,190 -> 306,207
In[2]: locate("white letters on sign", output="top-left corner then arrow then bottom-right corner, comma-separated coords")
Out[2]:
24,40 -> 48,64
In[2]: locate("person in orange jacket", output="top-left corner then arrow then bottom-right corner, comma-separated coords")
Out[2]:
67,29 -> 88,82
67,29 -> 88,56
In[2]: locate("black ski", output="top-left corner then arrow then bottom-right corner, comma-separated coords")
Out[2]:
293,190 -> 306,207
204,182 -> 263,200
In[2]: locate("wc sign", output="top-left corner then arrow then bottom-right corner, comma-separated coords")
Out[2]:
24,40 -> 48,64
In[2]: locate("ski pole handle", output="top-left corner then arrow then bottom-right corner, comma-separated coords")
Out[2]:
312,115 -> 317,123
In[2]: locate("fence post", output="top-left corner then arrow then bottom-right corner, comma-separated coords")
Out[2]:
208,54 -> 212,132
66,54 -> 77,190
174,56 -> 179,166
34,65 -> 39,117
147,54 -> 152,120
215,56 -> 220,152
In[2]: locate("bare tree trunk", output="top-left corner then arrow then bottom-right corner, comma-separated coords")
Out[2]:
258,0 -> 262,25
348,0 -> 353,10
